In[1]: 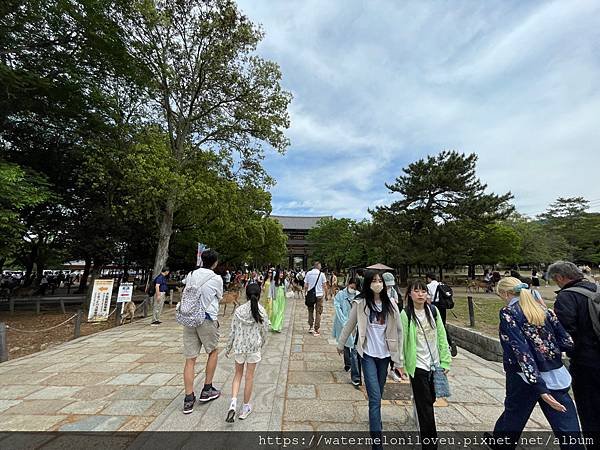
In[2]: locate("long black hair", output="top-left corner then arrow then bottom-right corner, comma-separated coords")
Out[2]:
360,270 -> 393,323
274,268 -> 286,287
404,279 -> 435,328
245,283 -> 263,324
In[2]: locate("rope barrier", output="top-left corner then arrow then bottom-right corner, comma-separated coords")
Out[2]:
6,313 -> 78,333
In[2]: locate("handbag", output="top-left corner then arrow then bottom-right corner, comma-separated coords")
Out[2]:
416,311 -> 451,398
304,270 -> 321,307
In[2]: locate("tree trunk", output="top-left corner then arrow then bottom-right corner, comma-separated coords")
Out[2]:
438,265 -> 444,282
152,196 -> 175,281
399,264 -> 408,285
468,264 -> 476,279
77,257 -> 92,293
0,257 -> 5,273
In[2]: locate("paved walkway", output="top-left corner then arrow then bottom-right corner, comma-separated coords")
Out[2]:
0,295 -> 553,434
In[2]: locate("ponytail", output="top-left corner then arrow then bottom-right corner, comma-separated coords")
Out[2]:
245,284 -> 264,324
519,289 -> 546,326
248,292 -> 263,324
497,276 -> 546,326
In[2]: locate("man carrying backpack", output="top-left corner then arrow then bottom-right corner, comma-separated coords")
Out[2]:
426,273 -> 458,357
549,261 -> 600,444
180,249 -> 223,414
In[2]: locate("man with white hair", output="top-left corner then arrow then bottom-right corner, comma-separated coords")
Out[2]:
548,260 -> 600,442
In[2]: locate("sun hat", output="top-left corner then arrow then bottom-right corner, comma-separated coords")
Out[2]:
382,272 -> 395,286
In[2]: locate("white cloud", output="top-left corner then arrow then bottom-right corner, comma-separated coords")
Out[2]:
238,0 -> 600,219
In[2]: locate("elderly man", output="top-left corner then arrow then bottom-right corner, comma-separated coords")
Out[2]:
549,261 -> 600,442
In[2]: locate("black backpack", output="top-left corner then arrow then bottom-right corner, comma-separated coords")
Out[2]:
563,285 -> 600,341
436,283 -> 454,309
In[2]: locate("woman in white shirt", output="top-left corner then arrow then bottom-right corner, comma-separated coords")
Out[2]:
337,270 -> 404,450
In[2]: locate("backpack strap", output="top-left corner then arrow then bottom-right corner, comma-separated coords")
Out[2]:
563,285 -> 600,340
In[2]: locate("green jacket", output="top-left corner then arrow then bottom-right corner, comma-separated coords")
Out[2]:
400,305 -> 451,377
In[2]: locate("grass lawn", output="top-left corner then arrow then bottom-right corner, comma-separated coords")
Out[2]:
447,295 -> 555,337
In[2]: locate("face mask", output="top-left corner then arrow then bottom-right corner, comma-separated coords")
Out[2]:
348,288 -> 356,295
371,282 -> 384,294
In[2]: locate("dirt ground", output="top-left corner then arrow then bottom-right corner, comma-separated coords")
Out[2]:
0,308 -> 148,360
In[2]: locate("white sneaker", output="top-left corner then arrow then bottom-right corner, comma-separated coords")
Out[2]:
308,327 -> 314,334
239,404 -> 252,420
389,371 -> 402,382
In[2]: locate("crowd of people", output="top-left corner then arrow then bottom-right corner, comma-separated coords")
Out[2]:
144,254 -> 600,450
330,261 -> 599,450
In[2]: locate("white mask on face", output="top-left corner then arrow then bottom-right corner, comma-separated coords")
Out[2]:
348,287 -> 356,295
371,282 -> 384,294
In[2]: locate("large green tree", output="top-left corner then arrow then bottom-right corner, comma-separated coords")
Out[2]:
119,0 -> 292,277
372,151 -> 514,277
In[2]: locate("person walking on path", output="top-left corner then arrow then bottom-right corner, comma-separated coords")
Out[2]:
262,270 -> 274,319
400,279 -> 451,450
332,278 -> 361,386
151,267 -> 170,325
181,250 -> 223,414
337,270 -> 404,450
225,283 -> 270,422
304,261 -> 327,337
549,261 -> 600,447
270,269 -> 288,332
425,273 -> 457,357
489,276 -> 584,450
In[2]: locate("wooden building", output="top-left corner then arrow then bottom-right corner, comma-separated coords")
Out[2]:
271,215 -> 330,269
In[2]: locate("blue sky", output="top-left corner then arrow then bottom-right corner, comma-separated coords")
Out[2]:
236,0 -> 600,219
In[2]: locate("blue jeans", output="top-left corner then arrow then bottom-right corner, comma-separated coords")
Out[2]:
493,371 -> 584,450
361,353 -> 390,450
343,346 -> 361,384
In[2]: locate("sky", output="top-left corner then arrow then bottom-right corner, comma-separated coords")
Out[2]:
235,0 -> 600,219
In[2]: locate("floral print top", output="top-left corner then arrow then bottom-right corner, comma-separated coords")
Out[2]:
499,298 -> 574,395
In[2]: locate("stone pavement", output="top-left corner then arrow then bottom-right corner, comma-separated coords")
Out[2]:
0,293 -> 554,434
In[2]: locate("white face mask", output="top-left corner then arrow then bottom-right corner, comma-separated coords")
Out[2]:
371,282 -> 384,294
348,287 -> 356,295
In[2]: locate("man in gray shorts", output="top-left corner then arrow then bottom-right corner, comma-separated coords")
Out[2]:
182,249 -> 223,414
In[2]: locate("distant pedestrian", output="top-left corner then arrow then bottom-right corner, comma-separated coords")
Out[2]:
531,269 -> 540,288
304,261 -> 327,337
151,267 -> 170,326
181,250 -> 223,414
225,283 -> 270,423
382,272 -> 401,311
270,269 -> 288,332
224,270 -> 231,288
426,273 -> 457,357
337,270 -> 404,450
489,276 -> 584,450
262,270 -> 274,318
549,261 -> 600,446
400,279 -> 451,450
332,278 -> 361,386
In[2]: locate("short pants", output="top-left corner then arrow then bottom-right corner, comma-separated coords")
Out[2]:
182,319 -> 220,358
234,351 -> 261,364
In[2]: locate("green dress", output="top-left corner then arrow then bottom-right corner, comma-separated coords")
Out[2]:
270,283 -> 287,332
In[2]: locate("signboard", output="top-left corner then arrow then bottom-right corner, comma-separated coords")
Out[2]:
117,283 -> 133,303
197,243 -> 207,267
88,279 -> 114,322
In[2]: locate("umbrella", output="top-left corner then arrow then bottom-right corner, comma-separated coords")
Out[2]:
366,263 -> 394,271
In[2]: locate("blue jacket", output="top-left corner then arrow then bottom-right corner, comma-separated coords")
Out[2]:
499,298 -> 574,395
332,288 -> 357,348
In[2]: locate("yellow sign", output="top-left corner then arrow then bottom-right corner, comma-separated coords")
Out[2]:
88,279 -> 115,322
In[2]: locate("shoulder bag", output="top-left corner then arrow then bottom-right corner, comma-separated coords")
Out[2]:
416,306 -> 451,398
304,270 -> 321,307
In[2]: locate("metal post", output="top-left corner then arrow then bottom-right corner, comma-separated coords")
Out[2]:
0,323 -> 8,362
467,296 -> 475,327
9,298 -> 14,314
36,298 -> 41,314
74,309 -> 83,338
143,297 -> 148,318
115,303 -> 121,326
60,299 -> 66,314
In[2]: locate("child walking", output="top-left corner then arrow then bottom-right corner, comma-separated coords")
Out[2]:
225,283 -> 270,422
